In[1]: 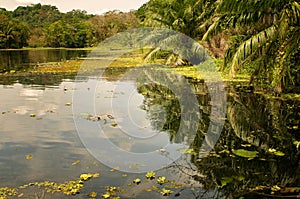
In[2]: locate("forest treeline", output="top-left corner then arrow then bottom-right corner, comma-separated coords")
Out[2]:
0,4 -> 139,48
0,0 -> 299,93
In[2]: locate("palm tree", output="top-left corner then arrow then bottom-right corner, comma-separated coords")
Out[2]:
203,0 -> 300,94
136,0 -> 217,65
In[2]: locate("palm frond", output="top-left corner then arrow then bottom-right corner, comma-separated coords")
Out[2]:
230,25 -> 277,76
202,16 -> 225,41
143,47 -> 161,63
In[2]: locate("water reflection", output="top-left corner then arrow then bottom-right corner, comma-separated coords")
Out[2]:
0,49 -> 89,73
0,67 -> 299,198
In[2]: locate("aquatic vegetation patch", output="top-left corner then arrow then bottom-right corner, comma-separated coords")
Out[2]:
0,173 -> 99,198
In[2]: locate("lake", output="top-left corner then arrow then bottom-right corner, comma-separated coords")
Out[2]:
0,49 -> 299,198
0,49 -> 90,73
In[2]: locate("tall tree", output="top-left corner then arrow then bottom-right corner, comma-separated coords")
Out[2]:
137,0 -> 217,38
135,0 -> 217,65
89,10 -> 139,44
0,13 -> 29,48
46,19 -> 93,48
203,0 -> 300,93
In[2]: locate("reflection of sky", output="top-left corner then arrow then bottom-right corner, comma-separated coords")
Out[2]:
0,77 -> 184,185
0,81 -> 97,186
73,75 -> 186,173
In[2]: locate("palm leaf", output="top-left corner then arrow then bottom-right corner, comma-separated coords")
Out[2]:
144,47 -> 161,63
230,25 -> 277,76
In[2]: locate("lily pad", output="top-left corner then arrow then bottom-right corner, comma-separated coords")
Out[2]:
160,188 -> 173,196
79,173 -> 93,181
157,176 -> 168,185
133,178 -> 141,184
233,149 -> 259,158
145,171 -> 156,179
29,113 -> 36,117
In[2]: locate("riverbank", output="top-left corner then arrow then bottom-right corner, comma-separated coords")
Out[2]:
0,48 -> 299,100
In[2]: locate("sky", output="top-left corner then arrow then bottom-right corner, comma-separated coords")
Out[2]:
0,0 -> 149,14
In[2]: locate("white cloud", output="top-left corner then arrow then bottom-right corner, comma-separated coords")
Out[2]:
15,0 -> 41,5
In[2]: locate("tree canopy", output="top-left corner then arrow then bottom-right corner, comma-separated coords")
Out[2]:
137,0 -> 300,94
0,4 -> 139,48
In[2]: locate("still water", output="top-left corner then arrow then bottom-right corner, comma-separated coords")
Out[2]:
0,49 -> 299,198
0,49 -> 89,73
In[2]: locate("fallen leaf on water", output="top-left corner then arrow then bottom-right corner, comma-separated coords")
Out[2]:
273,151 -> 285,156
133,178 -> 141,184
25,155 -> 33,160
79,173 -> 93,181
72,160 -> 80,165
178,148 -> 197,155
93,161 -> 99,167
271,185 -> 281,192
102,192 -> 110,199
160,188 -> 173,196
111,122 -> 118,127
268,148 -> 277,153
89,191 -> 97,198
233,149 -> 259,158
268,148 -> 285,156
293,141 -> 300,148
110,166 -> 120,172
241,144 -> 252,147
157,176 -> 168,185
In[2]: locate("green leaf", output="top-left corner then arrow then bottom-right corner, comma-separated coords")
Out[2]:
233,149 -> 258,158
220,177 -> 233,188
273,151 -> 285,156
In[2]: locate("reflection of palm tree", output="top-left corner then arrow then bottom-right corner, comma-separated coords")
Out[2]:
191,89 -> 300,198
136,68 -> 211,146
